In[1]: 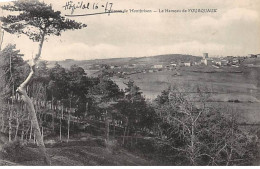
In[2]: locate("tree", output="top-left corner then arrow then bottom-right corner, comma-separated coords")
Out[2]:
114,80 -> 157,146
48,63 -> 69,101
89,76 -> 123,143
35,60 -> 49,79
0,0 -> 87,165
0,44 -> 27,90
125,80 -> 143,103
67,65 -> 88,118
91,77 -> 124,102
0,46 -> 12,134
122,80 -> 145,127
153,85 -> 258,165
0,44 -> 28,142
0,19 -> 4,51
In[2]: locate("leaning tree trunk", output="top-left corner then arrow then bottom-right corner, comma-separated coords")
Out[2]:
16,32 -> 51,165
0,25 -> 4,51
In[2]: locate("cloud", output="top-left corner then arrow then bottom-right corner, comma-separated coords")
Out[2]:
42,42 -> 120,60
1,0 -> 260,60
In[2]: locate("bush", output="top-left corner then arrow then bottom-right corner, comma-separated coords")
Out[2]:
105,138 -> 119,154
0,140 -> 43,163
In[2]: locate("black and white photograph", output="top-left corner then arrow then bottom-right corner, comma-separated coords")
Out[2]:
0,0 -> 259,166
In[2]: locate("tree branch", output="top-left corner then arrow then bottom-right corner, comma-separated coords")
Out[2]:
170,116 -> 191,134
17,66 -> 35,93
34,31 -> 45,62
15,31 -> 50,165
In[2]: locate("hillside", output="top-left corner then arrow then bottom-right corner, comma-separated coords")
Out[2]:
46,54 -> 202,69
0,137 -> 153,166
112,65 -> 260,124
242,58 -> 260,66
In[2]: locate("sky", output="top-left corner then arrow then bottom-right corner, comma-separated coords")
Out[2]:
1,0 -> 260,61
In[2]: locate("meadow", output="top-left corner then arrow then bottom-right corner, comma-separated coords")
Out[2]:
112,66 -> 260,124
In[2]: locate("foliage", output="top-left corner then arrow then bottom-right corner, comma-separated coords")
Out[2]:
115,80 -> 157,132
153,85 -> 258,165
0,44 -> 28,91
0,0 -> 87,42
48,62 -> 69,101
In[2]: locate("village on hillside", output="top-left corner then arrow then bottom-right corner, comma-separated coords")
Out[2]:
77,53 -> 260,78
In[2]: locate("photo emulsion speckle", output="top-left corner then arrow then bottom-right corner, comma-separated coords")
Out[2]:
0,0 -> 259,166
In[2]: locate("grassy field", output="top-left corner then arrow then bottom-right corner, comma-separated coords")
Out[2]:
114,67 -> 258,98
112,66 -> 260,123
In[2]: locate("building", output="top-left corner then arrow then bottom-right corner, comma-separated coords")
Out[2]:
128,64 -> 136,68
227,56 -> 234,60
193,62 -> 199,65
248,54 -> 257,58
233,59 -> 239,64
215,61 -> 222,66
94,65 -> 101,68
153,65 -> 163,68
203,53 -> 209,59
184,62 -> 191,67
201,59 -> 207,65
221,60 -> 228,66
207,59 -> 213,66
179,62 -> 185,66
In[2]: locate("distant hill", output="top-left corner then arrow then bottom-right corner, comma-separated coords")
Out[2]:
134,54 -> 202,65
45,54 -> 202,69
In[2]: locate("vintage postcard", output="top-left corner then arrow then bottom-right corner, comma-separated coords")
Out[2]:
0,0 -> 259,166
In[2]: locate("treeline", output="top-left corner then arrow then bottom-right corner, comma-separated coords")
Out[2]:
0,44 -> 155,141
0,45 -> 259,165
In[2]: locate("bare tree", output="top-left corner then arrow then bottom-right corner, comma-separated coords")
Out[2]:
154,84 -> 258,165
